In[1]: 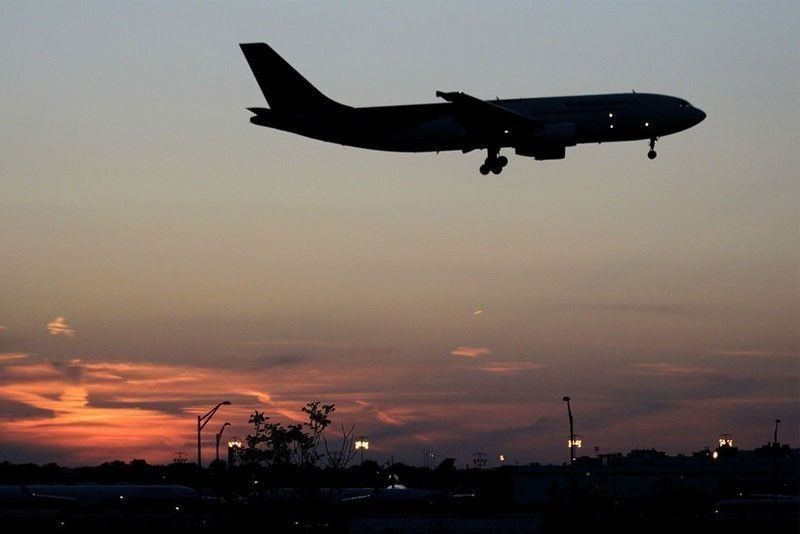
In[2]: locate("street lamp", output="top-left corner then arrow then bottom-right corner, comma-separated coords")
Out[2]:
355,436 -> 369,464
215,422 -> 231,463
197,401 -> 231,467
563,396 -> 575,465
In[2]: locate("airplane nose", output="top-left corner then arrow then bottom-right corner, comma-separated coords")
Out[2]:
693,107 -> 706,125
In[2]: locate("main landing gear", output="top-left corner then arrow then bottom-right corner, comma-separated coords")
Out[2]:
647,137 -> 658,160
479,148 -> 508,175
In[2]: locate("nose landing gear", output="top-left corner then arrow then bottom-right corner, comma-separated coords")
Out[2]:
479,148 -> 508,175
647,137 -> 658,160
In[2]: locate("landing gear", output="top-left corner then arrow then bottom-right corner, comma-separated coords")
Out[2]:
479,149 -> 508,175
647,137 -> 658,160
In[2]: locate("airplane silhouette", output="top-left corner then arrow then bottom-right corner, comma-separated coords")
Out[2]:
240,43 -> 705,175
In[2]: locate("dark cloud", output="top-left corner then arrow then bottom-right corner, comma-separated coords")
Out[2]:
254,353 -> 314,369
50,361 -> 85,384
204,353 -> 314,370
0,399 -> 54,420
86,394 -> 188,415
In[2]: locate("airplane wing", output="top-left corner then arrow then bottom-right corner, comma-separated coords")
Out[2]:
435,91 -> 538,133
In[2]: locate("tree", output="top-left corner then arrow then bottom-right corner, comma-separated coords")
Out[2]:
242,401 -> 357,470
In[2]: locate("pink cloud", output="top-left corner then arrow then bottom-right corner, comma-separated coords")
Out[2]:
450,346 -> 491,358
631,362 -> 713,377
47,317 -> 75,337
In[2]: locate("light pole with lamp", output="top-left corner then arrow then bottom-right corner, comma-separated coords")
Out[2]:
197,401 -> 230,468
215,422 -> 231,464
563,396 -> 575,466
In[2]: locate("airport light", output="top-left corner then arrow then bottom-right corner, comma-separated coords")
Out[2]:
355,436 -> 369,464
227,437 -> 242,468
215,422 -> 231,463
568,435 -> 583,450
197,401 -> 231,467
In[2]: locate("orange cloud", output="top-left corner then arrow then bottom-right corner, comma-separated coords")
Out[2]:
47,316 -> 75,337
0,353 -> 28,362
450,346 -> 491,358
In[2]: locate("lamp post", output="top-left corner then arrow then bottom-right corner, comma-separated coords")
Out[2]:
197,401 -> 231,467
563,396 -> 575,466
215,422 -> 231,464
774,419 -> 781,446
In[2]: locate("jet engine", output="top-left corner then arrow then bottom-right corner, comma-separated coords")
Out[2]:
514,122 -> 575,160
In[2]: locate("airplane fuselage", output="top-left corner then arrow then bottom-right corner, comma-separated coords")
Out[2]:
249,93 -> 704,154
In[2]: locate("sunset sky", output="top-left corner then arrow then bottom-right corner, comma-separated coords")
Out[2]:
1,2 -> 797,466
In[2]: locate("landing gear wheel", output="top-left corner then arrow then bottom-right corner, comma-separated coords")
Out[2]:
479,164 -> 490,175
497,156 -> 508,168
647,138 -> 658,160
491,164 -> 503,175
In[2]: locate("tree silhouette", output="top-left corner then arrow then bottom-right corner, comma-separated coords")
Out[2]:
242,401 -> 356,470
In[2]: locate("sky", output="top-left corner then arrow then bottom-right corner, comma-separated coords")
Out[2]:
0,1 -> 798,467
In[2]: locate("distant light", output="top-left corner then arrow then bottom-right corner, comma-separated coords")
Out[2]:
609,124 -> 614,129
568,437 -> 582,448
718,434 -> 734,448
355,437 -> 369,450
473,309 -> 484,316
175,505 -> 181,512
498,454 -> 505,462
712,451 -> 719,459
227,438 -> 242,448
608,113 -> 614,118
503,129 -> 510,134
644,122 -> 649,127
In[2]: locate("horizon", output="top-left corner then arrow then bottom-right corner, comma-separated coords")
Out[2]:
0,1 -> 798,467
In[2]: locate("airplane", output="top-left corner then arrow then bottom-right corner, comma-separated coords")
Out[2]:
240,43 -> 706,175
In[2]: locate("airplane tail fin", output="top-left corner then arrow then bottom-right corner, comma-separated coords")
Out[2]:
239,43 -> 348,113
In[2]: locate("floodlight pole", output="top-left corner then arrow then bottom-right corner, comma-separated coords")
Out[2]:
563,396 -> 575,466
